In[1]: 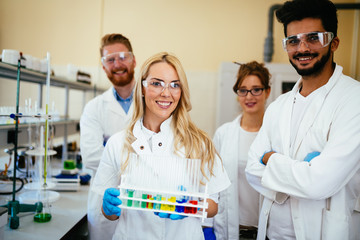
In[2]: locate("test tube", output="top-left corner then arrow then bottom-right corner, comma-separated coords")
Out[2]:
160,197 -> 167,211
175,198 -> 185,213
134,190 -> 140,208
189,200 -> 198,214
127,190 -> 134,207
147,195 -> 153,209
168,197 -> 176,212
155,194 -> 162,210
141,193 -> 147,208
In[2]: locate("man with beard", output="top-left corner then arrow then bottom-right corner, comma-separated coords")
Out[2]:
80,33 -> 136,176
245,0 -> 360,239
80,33 -> 136,240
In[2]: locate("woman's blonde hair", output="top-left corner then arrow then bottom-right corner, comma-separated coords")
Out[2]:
122,52 -> 217,179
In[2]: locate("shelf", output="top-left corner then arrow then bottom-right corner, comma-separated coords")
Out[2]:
0,62 -> 106,92
0,60 -> 104,161
0,119 -> 79,130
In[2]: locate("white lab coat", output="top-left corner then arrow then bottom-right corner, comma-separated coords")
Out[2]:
245,65 -> 360,240
80,87 -> 134,240
89,117 -> 231,240
213,115 -> 260,240
80,87 -> 134,175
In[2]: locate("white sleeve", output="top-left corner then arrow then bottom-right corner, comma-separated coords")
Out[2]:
212,127 -> 222,153
87,136 -> 122,240
80,100 -> 105,173
206,155 -> 231,196
261,93 -> 360,200
245,104 -> 289,204
90,136 -> 122,195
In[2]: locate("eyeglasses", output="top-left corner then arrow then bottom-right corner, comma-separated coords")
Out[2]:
101,52 -> 133,67
142,79 -> 181,94
236,88 -> 265,97
282,32 -> 334,52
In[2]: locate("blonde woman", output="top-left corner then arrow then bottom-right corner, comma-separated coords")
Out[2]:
89,52 -> 230,239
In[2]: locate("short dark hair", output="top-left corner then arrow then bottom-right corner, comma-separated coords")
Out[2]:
100,33 -> 133,56
233,61 -> 271,94
276,0 -> 338,37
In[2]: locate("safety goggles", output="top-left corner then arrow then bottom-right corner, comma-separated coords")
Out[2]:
101,52 -> 133,67
282,32 -> 334,52
142,78 -> 181,94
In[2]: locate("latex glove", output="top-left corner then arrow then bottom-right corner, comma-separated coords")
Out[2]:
154,212 -> 187,220
203,227 -> 216,240
103,135 -> 110,147
304,151 -> 320,162
103,188 -> 122,216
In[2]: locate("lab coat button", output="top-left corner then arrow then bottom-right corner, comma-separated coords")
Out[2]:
158,142 -> 162,147
140,146 -> 144,150
264,210 -> 268,215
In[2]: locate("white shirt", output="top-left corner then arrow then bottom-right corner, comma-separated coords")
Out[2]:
213,115 -> 260,240
268,87 -> 322,239
238,126 -> 258,226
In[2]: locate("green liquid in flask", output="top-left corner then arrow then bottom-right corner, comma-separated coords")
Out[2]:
34,213 -> 52,223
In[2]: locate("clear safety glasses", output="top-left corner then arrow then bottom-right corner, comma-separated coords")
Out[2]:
282,32 -> 334,52
142,79 -> 182,94
101,52 -> 133,67
236,88 -> 265,97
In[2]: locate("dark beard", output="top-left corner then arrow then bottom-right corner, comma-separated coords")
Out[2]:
290,47 -> 332,77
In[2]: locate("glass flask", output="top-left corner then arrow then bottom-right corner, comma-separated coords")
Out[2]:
33,189 -> 52,223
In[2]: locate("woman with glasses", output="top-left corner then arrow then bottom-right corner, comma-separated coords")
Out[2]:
89,52 -> 230,239
212,61 -> 271,240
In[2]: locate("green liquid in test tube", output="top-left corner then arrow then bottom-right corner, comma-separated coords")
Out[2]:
127,190 -> 134,207
141,194 -> 148,208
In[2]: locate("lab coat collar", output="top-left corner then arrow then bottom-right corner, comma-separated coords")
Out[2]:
290,64 -> 342,96
290,64 -> 342,156
131,116 -> 173,155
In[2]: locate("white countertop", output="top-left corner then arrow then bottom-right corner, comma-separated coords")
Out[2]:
3,185 -> 89,240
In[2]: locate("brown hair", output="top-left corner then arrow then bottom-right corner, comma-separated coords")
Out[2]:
100,33 -> 133,56
233,61 -> 271,94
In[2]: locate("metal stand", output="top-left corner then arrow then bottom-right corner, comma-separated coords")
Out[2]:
0,57 -> 43,229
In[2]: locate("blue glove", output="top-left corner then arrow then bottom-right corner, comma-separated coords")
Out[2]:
304,151 -> 320,162
154,212 -> 187,220
203,227 -> 216,240
103,188 -> 122,216
79,174 -> 91,185
103,135 -> 110,147
260,151 -> 273,165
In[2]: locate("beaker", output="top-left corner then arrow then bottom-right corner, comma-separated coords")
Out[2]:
33,190 -> 52,223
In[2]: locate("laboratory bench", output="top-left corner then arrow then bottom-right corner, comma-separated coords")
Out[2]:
2,185 -> 89,240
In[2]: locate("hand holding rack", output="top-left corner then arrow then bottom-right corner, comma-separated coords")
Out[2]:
118,154 -> 209,221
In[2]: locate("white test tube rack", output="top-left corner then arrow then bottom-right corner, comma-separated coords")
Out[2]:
118,154 -> 209,221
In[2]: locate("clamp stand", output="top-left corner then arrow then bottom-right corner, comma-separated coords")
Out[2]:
0,56 -> 43,229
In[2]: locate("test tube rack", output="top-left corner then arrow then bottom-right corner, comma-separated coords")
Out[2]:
118,154 -> 209,221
